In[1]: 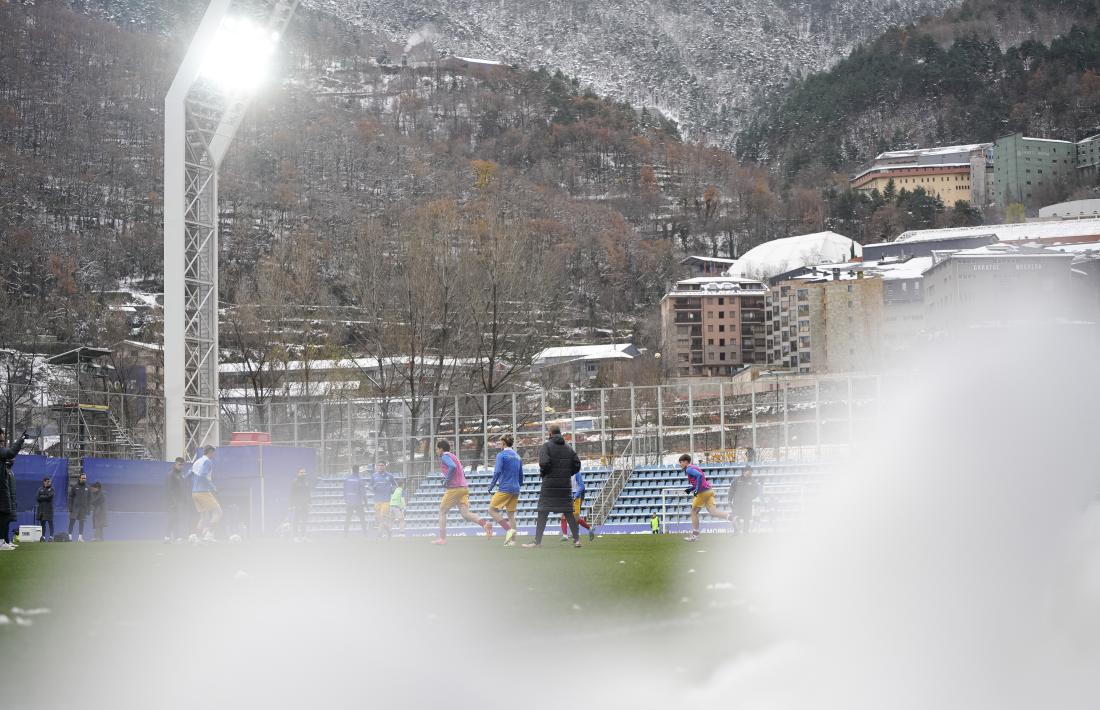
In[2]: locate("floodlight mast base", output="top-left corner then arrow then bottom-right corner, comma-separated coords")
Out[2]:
163,0 -> 298,459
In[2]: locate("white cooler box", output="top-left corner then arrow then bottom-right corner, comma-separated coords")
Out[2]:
18,525 -> 43,542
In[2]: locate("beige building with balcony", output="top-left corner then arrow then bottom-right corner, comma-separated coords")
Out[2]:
766,272 -> 885,374
659,277 -> 768,377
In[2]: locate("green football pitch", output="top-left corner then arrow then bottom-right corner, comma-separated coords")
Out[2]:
0,534 -> 767,642
0,534 -> 759,617
0,534 -> 776,706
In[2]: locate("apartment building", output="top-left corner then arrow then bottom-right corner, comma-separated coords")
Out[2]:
993,133 -> 1096,207
660,277 -> 768,377
923,244 -> 1075,333
765,272 -> 884,374
850,143 -> 993,206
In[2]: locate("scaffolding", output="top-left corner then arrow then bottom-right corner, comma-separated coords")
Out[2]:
45,347 -> 154,475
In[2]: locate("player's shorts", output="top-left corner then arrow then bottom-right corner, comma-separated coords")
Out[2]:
572,497 -> 584,518
692,489 -> 716,509
439,487 -> 470,511
192,492 -> 221,514
489,491 -> 519,513
374,502 -> 390,519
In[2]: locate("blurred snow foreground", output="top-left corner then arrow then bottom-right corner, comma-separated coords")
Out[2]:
12,328 -> 1100,710
694,325 -> 1100,710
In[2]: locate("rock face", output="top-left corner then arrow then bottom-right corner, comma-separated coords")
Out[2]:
304,0 -> 960,145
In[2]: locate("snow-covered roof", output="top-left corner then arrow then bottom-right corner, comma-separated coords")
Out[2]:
219,356 -> 486,374
221,381 -> 362,399
728,232 -> 862,280
855,162 -> 971,177
1047,242 -> 1100,255
680,255 -> 736,265
876,257 -> 934,280
894,219 -> 1100,244
876,143 -> 988,160
780,256 -> 934,282
534,343 -> 637,364
933,244 -> 1073,259
1019,136 -> 1075,145
113,340 -> 162,352
452,56 -> 503,66
1038,199 -> 1100,219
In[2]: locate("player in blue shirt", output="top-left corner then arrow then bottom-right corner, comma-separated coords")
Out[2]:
369,462 -> 398,539
189,445 -> 221,543
486,434 -> 524,546
559,470 -> 596,542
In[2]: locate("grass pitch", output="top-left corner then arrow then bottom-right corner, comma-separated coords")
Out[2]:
0,533 -> 770,705
1,533 -> 753,619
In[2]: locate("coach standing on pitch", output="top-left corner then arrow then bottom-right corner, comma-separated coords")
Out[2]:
0,428 -> 28,547
524,425 -> 582,548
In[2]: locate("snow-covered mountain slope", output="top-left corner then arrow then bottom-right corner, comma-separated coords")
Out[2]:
304,0 -> 961,144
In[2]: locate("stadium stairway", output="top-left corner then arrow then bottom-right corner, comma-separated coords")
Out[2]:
306,462 -> 829,536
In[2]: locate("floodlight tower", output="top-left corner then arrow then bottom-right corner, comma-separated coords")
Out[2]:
164,0 -> 298,458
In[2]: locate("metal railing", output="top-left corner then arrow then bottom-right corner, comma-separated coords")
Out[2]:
4,374 -> 885,476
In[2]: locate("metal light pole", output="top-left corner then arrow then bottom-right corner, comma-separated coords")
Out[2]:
163,0 -> 298,458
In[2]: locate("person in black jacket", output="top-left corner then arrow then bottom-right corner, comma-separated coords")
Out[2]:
523,425 -> 583,548
89,482 -> 107,541
164,457 -> 189,543
727,466 -> 764,534
0,427 -> 28,545
36,477 -> 55,541
68,472 -> 91,542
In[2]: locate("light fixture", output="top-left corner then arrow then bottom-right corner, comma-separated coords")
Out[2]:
198,16 -> 279,93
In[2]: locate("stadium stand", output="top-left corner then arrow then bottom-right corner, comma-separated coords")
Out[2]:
307,462 -> 829,535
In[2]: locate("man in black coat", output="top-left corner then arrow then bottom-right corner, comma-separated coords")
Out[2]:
36,477 -> 55,541
89,482 -> 108,541
0,427 -> 28,545
68,472 -> 92,542
727,465 -> 763,534
164,457 -> 189,543
523,425 -> 583,548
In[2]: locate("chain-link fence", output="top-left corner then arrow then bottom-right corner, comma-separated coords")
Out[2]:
4,374 -> 885,483
221,374 -> 884,479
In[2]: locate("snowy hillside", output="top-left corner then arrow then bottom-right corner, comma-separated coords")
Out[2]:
304,0 -> 961,144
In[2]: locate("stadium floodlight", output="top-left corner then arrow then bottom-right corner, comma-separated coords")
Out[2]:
198,16 -> 280,93
163,0 -> 298,459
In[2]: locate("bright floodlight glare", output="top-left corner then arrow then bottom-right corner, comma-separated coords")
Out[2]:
198,16 -> 279,93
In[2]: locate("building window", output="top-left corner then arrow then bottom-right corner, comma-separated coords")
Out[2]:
718,325 -> 725,333
707,325 -> 714,332
708,339 -> 714,345
719,352 -> 726,361
847,284 -> 854,292
719,339 -> 725,346
718,298 -> 724,305
718,311 -> 725,318
797,289 -> 808,301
